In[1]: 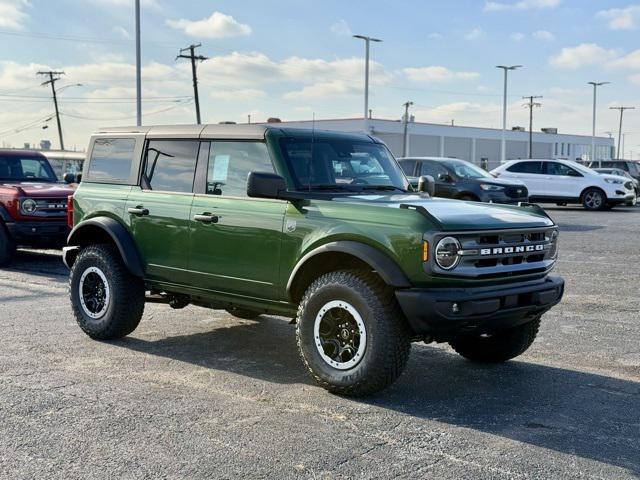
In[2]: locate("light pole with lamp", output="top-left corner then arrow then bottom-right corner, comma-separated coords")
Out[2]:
496,65 -> 522,164
588,81 -> 609,167
353,34 -> 382,133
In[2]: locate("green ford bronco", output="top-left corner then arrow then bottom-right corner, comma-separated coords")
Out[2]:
64,124 -> 564,396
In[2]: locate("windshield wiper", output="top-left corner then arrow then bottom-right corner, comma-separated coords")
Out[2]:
359,185 -> 408,192
307,184 -> 359,191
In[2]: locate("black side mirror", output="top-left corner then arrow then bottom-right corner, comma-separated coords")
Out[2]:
417,175 -> 435,196
63,172 -> 75,184
247,172 -> 287,199
75,173 -> 82,183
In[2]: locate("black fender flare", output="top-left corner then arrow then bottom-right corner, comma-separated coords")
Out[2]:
66,217 -> 144,277
286,241 -> 411,298
0,205 -> 13,223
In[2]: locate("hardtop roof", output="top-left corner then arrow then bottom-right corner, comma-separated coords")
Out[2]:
93,123 -> 376,142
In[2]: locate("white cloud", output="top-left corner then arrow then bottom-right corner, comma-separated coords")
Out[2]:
484,0 -> 560,11
598,5 -> 640,30
283,80 -> 359,100
0,0 -> 30,30
210,88 -> 266,101
167,11 -> 252,39
608,49 -> 640,70
549,43 -> 618,69
510,32 -> 525,42
403,66 -> 479,83
428,32 -> 444,40
112,26 -> 130,39
330,19 -> 352,36
464,27 -> 485,40
533,30 -> 555,41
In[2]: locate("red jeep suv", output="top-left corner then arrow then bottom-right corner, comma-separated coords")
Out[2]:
0,149 -> 76,265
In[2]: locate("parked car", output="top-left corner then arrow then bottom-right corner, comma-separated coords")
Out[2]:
587,159 -> 640,184
398,157 -> 528,204
63,124 -> 564,396
593,167 -> 639,200
491,159 -> 636,210
0,149 -> 76,265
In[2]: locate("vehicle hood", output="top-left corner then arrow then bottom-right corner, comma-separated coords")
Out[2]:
0,181 -> 76,197
333,194 -> 554,231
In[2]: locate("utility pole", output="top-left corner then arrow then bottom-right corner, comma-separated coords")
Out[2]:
353,34 -> 382,133
402,101 -> 414,157
522,95 -> 542,159
135,0 -> 142,126
177,43 -> 208,124
496,65 -> 522,164
37,71 -> 65,150
609,106 -> 635,159
588,82 -> 609,167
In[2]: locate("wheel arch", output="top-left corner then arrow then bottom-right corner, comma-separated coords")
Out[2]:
580,186 -> 607,202
287,241 -> 411,303
65,217 -> 144,278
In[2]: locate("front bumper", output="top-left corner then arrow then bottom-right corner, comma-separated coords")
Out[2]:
5,220 -> 69,248
395,275 -> 564,340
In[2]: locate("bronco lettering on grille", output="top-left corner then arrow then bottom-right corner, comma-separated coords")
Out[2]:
480,244 -> 545,255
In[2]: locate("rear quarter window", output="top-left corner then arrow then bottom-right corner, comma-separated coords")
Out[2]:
86,138 -> 136,183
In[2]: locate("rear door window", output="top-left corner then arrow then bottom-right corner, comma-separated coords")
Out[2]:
87,138 -> 136,183
506,161 -> 543,174
143,140 -> 199,193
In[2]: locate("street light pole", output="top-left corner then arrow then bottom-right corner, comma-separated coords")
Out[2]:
135,0 -> 142,126
610,106 -> 635,159
588,82 -> 609,167
353,34 -> 382,133
496,65 -> 522,164
402,101 -> 413,157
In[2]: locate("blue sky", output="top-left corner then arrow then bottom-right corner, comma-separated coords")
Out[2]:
2,0 -> 640,153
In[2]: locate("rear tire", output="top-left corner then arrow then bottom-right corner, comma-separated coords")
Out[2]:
0,224 -> 16,267
69,244 -> 145,340
296,270 -> 411,396
449,317 -> 541,363
582,188 -> 606,211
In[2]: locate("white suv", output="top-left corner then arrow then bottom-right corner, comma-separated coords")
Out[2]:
491,159 -> 636,211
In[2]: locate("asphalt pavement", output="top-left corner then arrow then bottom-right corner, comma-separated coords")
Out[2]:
1,206 -> 639,479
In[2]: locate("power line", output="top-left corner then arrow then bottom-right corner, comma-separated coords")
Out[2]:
177,43 -> 208,124
37,71 -> 65,150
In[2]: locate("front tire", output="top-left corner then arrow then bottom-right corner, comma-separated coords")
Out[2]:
69,244 -> 145,340
449,317 -> 541,363
0,224 -> 16,267
582,188 -> 606,211
296,270 -> 411,396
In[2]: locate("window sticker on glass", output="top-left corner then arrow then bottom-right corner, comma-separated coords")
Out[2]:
211,155 -> 230,182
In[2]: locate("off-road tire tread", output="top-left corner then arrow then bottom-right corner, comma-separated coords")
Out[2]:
0,223 -> 16,267
296,269 -> 411,396
449,317 -> 541,363
69,244 -> 145,340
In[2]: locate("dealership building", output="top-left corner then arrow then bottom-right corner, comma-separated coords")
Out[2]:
273,118 -> 615,170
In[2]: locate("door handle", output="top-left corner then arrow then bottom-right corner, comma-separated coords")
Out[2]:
128,206 -> 149,216
194,213 -> 219,224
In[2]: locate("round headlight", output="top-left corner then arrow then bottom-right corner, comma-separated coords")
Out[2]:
435,236 -> 461,270
22,198 -> 37,214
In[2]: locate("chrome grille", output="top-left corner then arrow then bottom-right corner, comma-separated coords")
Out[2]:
429,227 -> 557,279
22,197 -> 67,217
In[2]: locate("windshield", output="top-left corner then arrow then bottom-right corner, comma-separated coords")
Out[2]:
0,156 -> 57,182
567,161 -> 595,175
448,160 -> 493,179
279,137 -> 409,192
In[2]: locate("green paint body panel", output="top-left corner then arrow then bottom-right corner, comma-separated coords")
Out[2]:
71,127 -> 559,315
